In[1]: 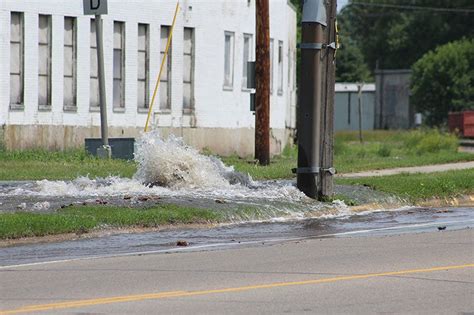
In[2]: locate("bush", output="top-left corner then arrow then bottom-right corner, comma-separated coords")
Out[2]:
377,144 -> 392,157
402,129 -> 458,155
411,39 -> 474,126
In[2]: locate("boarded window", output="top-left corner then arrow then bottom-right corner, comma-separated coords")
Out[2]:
278,40 -> 283,94
113,21 -> 125,109
64,17 -> 77,108
270,38 -> 274,94
159,26 -> 172,110
183,27 -> 194,110
90,19 -> 99,108
242,33 -> 253,89
224,31 -> 234,88
137,23 -> 149,109
10,12 -> 24,107
38,15 -> 52,107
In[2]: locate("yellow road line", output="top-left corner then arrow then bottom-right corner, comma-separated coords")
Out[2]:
2,263 -> 473,314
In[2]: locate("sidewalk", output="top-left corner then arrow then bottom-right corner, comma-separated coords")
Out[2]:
337,161 -> 474,178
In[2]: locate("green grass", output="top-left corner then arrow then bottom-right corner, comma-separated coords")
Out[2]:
0,149 -> 135,180
224,130 -> 474,180
0,130 -> 472,181
336,168 -> 474,202
0,204 -> 222,239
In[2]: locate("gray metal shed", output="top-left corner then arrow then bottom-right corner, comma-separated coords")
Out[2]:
335,83 -> 376,131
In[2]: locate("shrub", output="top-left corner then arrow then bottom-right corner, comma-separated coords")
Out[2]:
411,39 -> 474,126
402,129 -> 458,155
377,144 -> 392,157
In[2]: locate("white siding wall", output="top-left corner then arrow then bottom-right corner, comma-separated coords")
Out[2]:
0,0 -> 296,147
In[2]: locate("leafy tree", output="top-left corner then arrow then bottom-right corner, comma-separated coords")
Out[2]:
336,35 -> 371,82
338,0 -> 474,71
411,39 -> 474,126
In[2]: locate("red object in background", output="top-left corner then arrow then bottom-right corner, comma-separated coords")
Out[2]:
448,111 -> 474,138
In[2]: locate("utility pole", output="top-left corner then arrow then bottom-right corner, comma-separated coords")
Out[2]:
319,0 -> 337,198
255,0 -> 270,166
296,0 -> 326,199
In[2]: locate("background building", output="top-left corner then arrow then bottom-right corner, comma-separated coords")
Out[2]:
334,83 -> 376,131
0,0 -> 297,156
375,69 -> 413,130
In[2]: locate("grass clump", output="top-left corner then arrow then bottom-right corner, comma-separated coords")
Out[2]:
402,129 -> 458,154
0,204 -> 222,239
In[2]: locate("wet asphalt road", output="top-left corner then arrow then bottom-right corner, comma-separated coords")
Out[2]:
1,228 -> 473,314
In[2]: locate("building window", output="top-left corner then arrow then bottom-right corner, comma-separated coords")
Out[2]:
64,17 -> 77,109
270,38 -> 274,94
223,31 -> 234,89
38,14 -> 52,107
183,27 -> 194,111
90,19 -> 99,108
242,33 -> 253,90
277,40 -> 283,95
10,12 -> 24,108
137,23 -> 149,110
159,25 -> 172,111
113,21 -> 125,109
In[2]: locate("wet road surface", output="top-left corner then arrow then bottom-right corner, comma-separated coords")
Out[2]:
1,206 -> 472,267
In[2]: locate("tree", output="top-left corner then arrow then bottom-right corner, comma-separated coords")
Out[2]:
338,0 -> 474,71
411,39 -> 474,126
336,37 -> 371,82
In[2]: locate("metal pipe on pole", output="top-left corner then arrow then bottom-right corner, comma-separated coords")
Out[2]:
95,14 -> 111,158
296,0 -> 326,199
255,0 -> 270,166
318,0 -> 337,198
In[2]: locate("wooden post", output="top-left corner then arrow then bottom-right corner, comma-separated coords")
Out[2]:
318,0 -> 337,198
255,0 -> 270,166
358,83 -> 364,143
296,0 -> 326,199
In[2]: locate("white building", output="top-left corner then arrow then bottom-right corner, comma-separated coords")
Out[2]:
0,0 -> 297,156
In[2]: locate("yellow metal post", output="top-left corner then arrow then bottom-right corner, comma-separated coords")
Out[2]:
144,1 -> 180,132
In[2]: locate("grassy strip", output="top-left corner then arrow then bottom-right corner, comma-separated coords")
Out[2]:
0,149 -> 135,180
0,204 -> 222,239
0,130 -> 472,181
0,160 -> 136,180
224,130 -> 474,180
335,169 -> 474,202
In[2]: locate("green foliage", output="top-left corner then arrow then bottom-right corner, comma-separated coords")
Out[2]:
338,0 -> 474,71
411,39 -> 474,126
377,144 -> 392,157
402,129 -> 458,154
336,36 -> 372,82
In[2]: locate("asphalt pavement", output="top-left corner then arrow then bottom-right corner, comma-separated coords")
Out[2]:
1,229 -> 473,314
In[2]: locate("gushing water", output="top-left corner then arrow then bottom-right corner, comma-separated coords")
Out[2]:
134,131 -> 246,188
0,131 -> 403,221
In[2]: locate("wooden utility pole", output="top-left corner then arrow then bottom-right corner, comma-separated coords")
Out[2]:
318,0 -> 337,198
296,0 -> 326,199
255,0 -> 270,165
